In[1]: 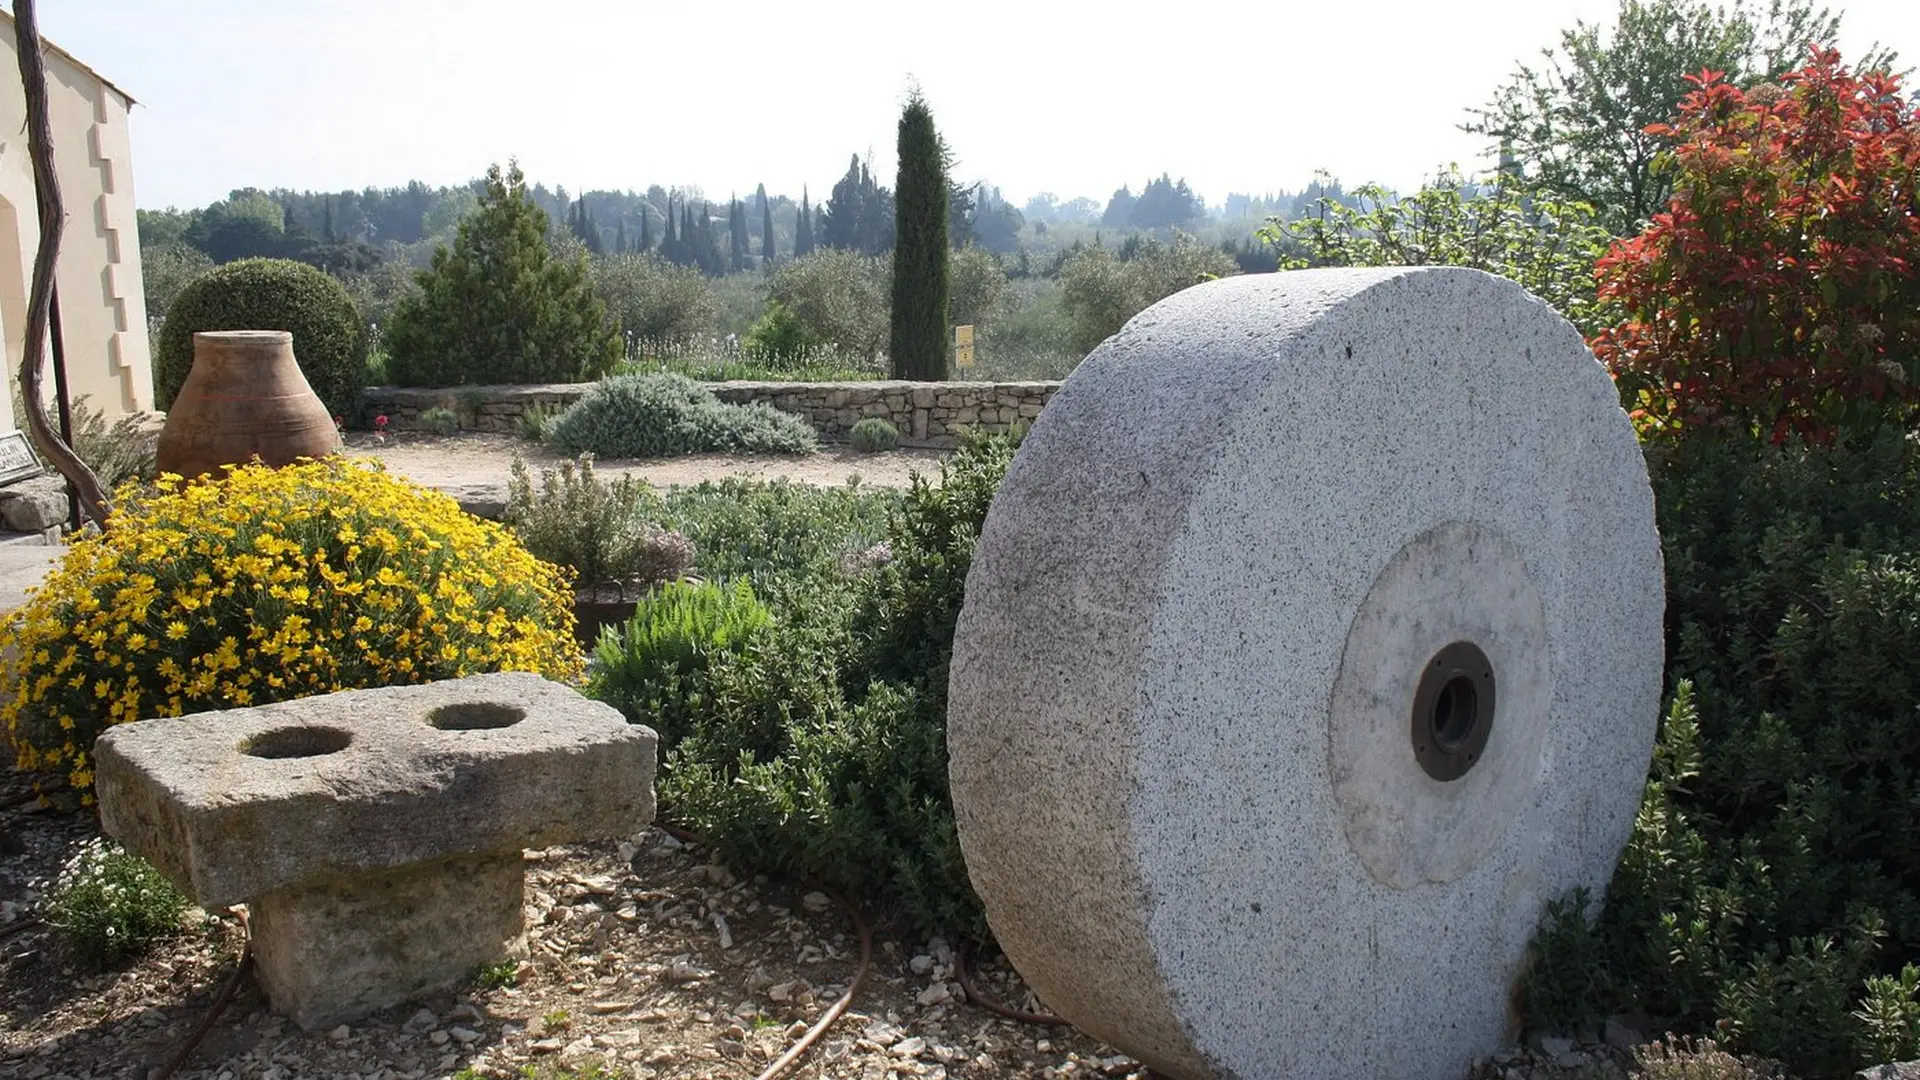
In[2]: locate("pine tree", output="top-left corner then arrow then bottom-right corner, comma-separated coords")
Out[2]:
384,160 -> 619,386
759,184 -> 775,267
796,188 -> 814,257
889,91 -> 951,381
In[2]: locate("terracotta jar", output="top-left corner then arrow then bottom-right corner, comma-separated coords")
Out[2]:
156,330 -> 343,480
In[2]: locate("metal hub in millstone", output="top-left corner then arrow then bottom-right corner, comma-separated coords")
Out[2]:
1411,641 -> 1496,782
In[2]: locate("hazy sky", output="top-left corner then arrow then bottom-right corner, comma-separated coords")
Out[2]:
36,0 -> 1920,212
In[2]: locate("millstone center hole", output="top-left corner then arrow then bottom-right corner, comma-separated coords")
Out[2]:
1429,676 -> 1479,750
242,726 -> 352,759
1410,640 -> 1496,782
426,702 -> 526,731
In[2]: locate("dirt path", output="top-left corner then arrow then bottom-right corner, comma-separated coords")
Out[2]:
344,432 -> 950,494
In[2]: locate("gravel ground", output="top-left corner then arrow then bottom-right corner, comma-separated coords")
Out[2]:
0,760 -> 1665,1080
1,762 -> 1149,1080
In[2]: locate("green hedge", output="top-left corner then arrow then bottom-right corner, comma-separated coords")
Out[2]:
155,257 -> 368,420
1524,431 -> 1920,1077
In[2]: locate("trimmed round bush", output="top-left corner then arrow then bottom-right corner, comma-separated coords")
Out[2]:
0,458 -> 582,794
849,417 -> 901,453
155,257 -> 370,421
547,373 -> 819,459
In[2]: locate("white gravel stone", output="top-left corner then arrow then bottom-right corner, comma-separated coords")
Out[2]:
947,267 -> 1666,1080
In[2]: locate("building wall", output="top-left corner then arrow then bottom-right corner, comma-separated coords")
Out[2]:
0,17 -> 153,429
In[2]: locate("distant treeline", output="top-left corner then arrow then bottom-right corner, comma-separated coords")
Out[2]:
137,154 -> 1369,281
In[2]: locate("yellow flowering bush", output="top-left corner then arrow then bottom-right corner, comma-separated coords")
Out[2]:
0,457 -> 582,794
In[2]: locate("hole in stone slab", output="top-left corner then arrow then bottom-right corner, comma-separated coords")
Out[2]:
242,726 -> 352,759
426,702 -> 526,731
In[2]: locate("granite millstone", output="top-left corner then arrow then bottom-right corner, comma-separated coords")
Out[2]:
93,671 -> 657,909
947,267 -> 1666,1080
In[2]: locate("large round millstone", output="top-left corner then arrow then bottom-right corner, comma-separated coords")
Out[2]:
947,267 -> 1665,1080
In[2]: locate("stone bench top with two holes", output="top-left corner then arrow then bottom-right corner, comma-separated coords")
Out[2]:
93,671 -> 656,910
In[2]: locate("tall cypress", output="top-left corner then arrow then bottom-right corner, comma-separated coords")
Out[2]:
729,198 -> 749,272
796,188 -> 814,257
661,198 -> 679,263
889,91 -> 950,380
573,195 -> 604,254
760,184 -> 775,266
616,217 -> 627,253
699,202 -> 724,276
639,209 -> 653,254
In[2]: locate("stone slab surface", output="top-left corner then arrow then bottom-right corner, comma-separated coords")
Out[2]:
94,671 -> 657,908
251,851 -> 526,1030
947,267 -> 1666,1080
0,542 -> 64,613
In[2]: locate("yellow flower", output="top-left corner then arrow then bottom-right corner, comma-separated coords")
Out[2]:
0,456 -> 580,793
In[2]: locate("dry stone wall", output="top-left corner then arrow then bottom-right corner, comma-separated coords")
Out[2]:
363,380 -> 1060,447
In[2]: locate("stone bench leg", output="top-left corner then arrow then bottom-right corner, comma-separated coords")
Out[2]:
250,852 -> 526,1031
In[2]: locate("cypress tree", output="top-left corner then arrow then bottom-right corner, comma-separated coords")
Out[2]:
795,188 -> 814,257
661,199 -> 679,263
699,202 -> 724,276
889,91 -> 950,381
729,198 -> 749,272
571,195 -> 603,254
616,217 -> 627,253
323,196 -> 336,242
639,209 -> 653,254
760,184 -> 775,266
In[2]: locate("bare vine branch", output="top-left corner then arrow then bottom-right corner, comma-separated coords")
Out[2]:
12,0 -> 113,529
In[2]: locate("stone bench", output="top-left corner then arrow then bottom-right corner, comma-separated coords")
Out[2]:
93,672 -> 656,1030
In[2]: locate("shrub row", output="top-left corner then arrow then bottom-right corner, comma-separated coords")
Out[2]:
1523,431 -> 1920,1076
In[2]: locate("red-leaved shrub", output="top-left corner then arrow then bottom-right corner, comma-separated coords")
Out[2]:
1592,47 -> 1920,445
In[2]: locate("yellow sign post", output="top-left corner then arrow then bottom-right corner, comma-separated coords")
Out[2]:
954,324 -> 975,370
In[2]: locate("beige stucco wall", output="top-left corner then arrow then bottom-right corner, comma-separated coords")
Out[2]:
0,15 -> 153,429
